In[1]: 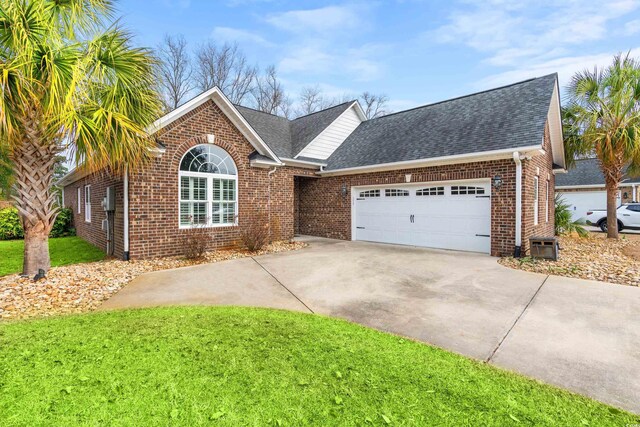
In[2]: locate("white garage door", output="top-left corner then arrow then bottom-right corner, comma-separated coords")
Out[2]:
353,181 -> 491,253
557,191 -> 608,223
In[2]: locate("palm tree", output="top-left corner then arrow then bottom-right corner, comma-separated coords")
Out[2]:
565,54 -> 640,238
0,0 -> 161,275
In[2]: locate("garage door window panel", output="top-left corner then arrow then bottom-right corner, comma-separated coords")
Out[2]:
385,189 -> 410,197
416,187 -> 445,196
451,186 -> 485,195
359,189 -> 380,198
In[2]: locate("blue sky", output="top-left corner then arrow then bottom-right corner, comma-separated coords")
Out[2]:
117,0 -> 640,112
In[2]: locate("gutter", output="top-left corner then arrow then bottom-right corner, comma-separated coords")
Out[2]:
280,157 -> 327,169
318,145 -> 543,177
267,167 -> 277,240
250,159 -> 284,168
513,152 -> 522,257
123,165 -> 130,261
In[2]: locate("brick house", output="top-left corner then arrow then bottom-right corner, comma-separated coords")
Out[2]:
556,157 -> 640,223
59,73 -> 565,259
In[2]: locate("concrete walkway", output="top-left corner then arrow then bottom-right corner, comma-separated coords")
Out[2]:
101,237 -> 640,413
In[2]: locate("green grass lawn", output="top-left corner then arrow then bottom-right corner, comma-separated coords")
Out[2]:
0,307 -> 636,426
0,236 -> 105,276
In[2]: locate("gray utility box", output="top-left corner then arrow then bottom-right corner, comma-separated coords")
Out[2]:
529,236 -> 559,261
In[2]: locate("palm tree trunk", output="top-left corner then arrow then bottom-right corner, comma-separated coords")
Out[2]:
10,112 -> 59,276
604,176 -> 620,239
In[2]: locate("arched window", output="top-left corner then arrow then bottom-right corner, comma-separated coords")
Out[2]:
179,144 -> 237,227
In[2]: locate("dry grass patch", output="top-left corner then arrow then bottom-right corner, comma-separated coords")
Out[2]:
0,241 -> 306,320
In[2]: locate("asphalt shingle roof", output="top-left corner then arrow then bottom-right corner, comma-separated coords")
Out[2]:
325,74 -> 558,170
235,102 -> 353,159
556,158 -> 640,187
234,105 -> 292,158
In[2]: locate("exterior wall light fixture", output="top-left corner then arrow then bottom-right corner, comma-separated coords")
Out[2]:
493,175 -> 503,190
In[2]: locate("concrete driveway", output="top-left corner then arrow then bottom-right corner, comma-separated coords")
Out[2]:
101,237 -> 640,413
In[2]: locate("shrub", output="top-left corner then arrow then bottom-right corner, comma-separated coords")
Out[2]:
239,210 -> 269,251
50,207 -> 75,238
181,223 -> 210,259
0,207 -> 23,240
0,207 -> 75,240
555,195 -> 588,237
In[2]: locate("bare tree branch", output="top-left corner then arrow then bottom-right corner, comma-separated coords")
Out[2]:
252,65 -> 291,117
360,92 -> 389,119
156,34 -> 193,112
194,41 -> 257,104
297,85 -> 325,116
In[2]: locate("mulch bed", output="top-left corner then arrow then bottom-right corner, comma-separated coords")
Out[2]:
0,241 -> 306,321
499,234 -> 640,287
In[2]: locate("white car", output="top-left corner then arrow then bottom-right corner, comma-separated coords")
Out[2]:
586,203 -> 640,232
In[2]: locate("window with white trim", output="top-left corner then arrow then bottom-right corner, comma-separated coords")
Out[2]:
179,144 -> 237,227
77,187 -> 81,213
385,189 -> 409,197
534,176 -> 539,225
84,185 -> 91,223
359,189 -> 380,198
545,180 -> 550,223
416,187 -> 444,196
451,185 -> 485,195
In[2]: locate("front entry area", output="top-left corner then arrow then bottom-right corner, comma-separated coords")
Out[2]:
352,180 -> 491,253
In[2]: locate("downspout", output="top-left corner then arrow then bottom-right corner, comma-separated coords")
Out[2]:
123,165 -> 130,261
267,166 -> 277,241
513,152 -> 522,257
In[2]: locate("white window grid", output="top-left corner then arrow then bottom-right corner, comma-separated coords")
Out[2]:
451,186 -> 485,195
84,185 -> 91,223
359,189 -> 380,198
178,144 -> 238,229
545,180 -> 549,223
385,189 -> 410,197
416,187 -> 445,196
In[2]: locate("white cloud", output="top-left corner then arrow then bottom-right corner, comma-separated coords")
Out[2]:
430,0 -> 640,90
624,18 -> 640,35
265,5 -> 367,35
386,98 -> 422,112
161,0 -> 190,9
211,27 -> 274,47
433,0 -> 639,67
278,43 -> 386,82
265,4 -> 384,82
478,47 -> 640,91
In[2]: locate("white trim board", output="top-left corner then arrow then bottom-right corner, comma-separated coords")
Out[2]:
320,146 -> 543,177
148,87 -> 280,162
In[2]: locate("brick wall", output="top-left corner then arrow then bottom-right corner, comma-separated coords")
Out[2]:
297,122 -> 558,257
63,171 -> 124,258
520,122 -> 556,254
127,100 -> 315,259
297,159 -> 517,256
60,99 -> 558,260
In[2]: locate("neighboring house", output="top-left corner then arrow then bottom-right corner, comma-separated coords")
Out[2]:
59,73 -> 565,259
556,158 -> 640,223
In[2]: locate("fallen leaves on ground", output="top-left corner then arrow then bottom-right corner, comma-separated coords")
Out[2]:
0,241 -> 306,320
499,234 -> 640,287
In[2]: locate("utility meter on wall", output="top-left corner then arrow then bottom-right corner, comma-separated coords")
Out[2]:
102,186 -> 115,211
